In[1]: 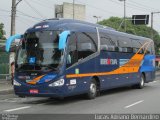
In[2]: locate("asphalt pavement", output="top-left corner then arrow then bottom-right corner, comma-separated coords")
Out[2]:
0,72 -> 160,120
0,80 -> 13,95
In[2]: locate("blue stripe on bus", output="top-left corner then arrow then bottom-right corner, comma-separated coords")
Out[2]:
140,54 -> 155,72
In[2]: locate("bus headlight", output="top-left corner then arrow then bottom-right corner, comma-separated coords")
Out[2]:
14,80 -> 21,86
49,79 -> 64,87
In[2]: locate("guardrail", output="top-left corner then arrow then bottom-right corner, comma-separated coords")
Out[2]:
0,74 -> 11,80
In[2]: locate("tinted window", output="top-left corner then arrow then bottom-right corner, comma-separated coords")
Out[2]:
25,31 -> 59,44
100,33 -> 117,51
118,37 -> 133,53
87,33 -> 98,50
67,33 -> 78,67
146,41 -> 155,55
151,42 -> 155,54
100,34 -> 112,45
131,39 -> 143,53
77,32 -> 97,60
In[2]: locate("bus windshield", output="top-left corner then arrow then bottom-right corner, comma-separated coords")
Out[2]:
16,31 -> 64,71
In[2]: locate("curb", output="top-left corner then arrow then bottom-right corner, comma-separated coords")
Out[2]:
0,80 -> 14,95
0,80 -> 11,84
0,89 -> 14,95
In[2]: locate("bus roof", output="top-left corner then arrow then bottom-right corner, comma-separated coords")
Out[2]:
26,18 -> 114,33
25,18 -> 152,42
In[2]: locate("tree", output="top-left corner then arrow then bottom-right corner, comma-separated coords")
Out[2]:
0,23 -> 6,40
98,17 -> 160,54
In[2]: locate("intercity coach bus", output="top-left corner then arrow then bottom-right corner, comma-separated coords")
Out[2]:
6,19 -> 155,99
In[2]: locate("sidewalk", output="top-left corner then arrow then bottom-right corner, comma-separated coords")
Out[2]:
0,80 -> 14,95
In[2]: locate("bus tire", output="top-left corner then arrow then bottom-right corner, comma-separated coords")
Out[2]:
49,97 -> 64,101
18,95 -> 25,98
135,74 -> 145,89
86,79 -> 97,99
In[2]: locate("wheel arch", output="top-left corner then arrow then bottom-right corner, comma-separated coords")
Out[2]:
92,76 -> 101,90
141,72 -> 146,82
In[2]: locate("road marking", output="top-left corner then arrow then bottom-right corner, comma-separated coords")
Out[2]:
4,106 -> 31,112
125,100 -> 144,109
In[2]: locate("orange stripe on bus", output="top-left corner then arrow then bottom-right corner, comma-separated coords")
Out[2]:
66,41 -> 151,78
66,41 -> 153,78
27,75 -> 45,85
66,51 -> 145,78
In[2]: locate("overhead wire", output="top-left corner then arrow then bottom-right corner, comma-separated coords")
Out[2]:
1,0 -> 160,34
23,0 -> 46,19
0,8 -> 10,13
109,0 -> 151,13
76,0 -> 123,16
17,10 -> 43,21
129,0 -> 160,12
31,0 -> 54,9
29,0 -> 96,22
0,15 -> 10,17
17,15 -> 40,23
17,17 -> 33,26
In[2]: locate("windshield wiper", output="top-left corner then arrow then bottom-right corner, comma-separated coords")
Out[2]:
15,63 -> 35,71
16,63 -> 57,71
40,65 -> 57,71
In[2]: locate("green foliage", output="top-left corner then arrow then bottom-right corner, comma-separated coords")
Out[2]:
0,52 -> 9,77
98,17 -> 160,54
0,23 -> 6,40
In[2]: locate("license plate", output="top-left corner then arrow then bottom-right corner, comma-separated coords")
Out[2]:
30,89 -> 39,94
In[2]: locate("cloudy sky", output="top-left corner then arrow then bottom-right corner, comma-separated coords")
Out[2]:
0,0 -> 160,38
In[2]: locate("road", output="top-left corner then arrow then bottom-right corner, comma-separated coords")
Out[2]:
0,75 -> 160,115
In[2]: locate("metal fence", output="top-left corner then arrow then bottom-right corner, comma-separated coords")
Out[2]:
0,52 -> 9,80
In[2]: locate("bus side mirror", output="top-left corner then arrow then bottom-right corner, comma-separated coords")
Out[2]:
5,34 -> 22,52
58,31 -> 70,50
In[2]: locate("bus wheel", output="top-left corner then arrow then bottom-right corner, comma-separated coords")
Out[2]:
18,95 -> 25,98
49,97 -> 64,101
86,79 -> 97,99
135,74 -> 145,89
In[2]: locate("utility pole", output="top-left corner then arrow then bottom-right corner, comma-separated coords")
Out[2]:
124,0 -> 126,32
119,0 -> 126,32
73,0 -> 75,19
10,0 -> 22,36
151,12 -> 160,40
11,0 -> 16,36
10,0 -> 22,77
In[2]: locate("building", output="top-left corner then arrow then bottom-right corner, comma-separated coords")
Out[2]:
55,2 -> 86,21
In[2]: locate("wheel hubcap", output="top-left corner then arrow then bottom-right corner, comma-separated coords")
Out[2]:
141,77 -> 144,87
90,83 -> 96,94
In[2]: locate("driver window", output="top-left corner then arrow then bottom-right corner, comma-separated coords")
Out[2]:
67,33 -> 78,68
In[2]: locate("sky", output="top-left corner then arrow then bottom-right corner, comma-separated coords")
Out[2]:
0,0 -> 160,38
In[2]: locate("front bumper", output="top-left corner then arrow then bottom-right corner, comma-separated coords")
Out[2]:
14,83 -> 66,98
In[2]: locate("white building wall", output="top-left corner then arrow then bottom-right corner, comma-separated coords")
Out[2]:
55,2 -> 86,21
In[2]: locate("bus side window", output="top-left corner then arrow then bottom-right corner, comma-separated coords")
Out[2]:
77,32 -> 97,60
145,42 -> 155,55
67,33 -> 78,68
151,42 -> 155,54
131,39 -> 143,54
100,33 -> 117,51
118,37 -> 133,53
